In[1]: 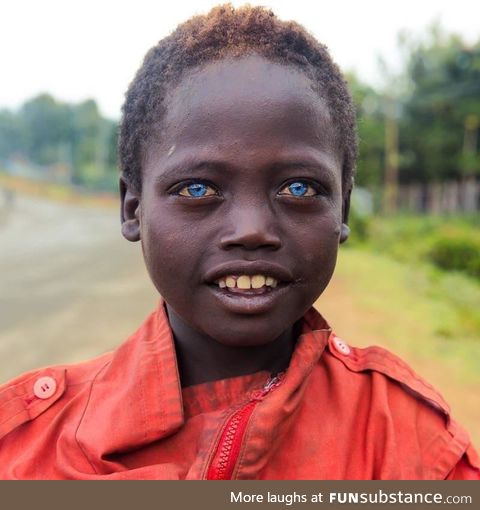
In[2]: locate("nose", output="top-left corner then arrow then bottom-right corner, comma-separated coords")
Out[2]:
219,203 -> 282,251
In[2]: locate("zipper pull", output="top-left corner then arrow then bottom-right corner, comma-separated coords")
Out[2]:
252,373 -> 283,400
263,375 -> 280,392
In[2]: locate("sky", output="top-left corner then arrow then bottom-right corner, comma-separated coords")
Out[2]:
1,0 -> 479,119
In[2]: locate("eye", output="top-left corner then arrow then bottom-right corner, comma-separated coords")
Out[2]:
278,181 -> 318,197
177,182 -> 218,198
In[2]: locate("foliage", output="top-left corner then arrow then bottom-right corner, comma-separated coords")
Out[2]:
21,94 -> 72,166
0,109 -> 24,157
363,214 -> 480,280
346,73 -> 385,189
346,187 -> 375,244
399,27 -> 480,183
428,227 -> 480,278
345,26 -> 480,191
0,94 -> 118,190
347,206 -> 370,244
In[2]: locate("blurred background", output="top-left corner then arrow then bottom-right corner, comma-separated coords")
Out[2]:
0,0 -> 478,445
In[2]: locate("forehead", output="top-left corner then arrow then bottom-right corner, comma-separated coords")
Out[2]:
147,55 -> 341,175
166,55 -> 321,113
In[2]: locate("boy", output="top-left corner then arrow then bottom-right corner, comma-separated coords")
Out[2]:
0,5 -> 478,479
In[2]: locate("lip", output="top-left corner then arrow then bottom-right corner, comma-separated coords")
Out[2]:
204,260 -> 294,284
208,282 -> 290,315
204,260 -> 294,315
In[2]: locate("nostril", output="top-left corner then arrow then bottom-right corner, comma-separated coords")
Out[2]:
219,233 -> 282,251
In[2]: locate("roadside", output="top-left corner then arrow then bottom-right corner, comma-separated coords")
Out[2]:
0,193 -> 157,380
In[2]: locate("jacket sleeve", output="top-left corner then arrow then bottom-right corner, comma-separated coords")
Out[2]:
445,445 -> 480,480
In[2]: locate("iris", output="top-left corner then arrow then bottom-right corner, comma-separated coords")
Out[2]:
187,183 -> 207,197
288,182 -> 308,196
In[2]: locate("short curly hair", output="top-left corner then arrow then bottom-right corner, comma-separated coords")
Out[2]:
119,4 -> 357,196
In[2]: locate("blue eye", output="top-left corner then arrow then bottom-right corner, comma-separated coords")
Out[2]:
279,181 -> 317,197
288,182 -> 308,196
178,182 -> 217,198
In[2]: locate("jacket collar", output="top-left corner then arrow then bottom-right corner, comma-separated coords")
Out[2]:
76,301 -> 331,472
76,302 -> 183,470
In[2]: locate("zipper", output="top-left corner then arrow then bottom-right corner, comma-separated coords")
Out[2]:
206,375 -> 282,480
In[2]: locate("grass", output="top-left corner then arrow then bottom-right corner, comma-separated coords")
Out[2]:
342,212 -> 480,381
339,249 -> 478,378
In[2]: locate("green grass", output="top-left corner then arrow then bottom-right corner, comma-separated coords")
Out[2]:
341,212 -> 480,387
334,247 -> 480,386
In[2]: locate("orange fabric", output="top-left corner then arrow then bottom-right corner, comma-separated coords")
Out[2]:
0,302 -> 478,479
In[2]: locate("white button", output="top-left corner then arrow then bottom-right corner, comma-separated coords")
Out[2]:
333,337 -> 351,356
33,376 -> 57,399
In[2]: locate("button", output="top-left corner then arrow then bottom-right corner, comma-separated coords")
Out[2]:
33,376 -> 57,399
333,337 -> 350,356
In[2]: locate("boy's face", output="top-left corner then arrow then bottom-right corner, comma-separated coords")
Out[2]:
122,55 -> 348,347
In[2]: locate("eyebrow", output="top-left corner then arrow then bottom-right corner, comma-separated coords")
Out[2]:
270,159 -> 337,177
153,154 -> 338,184
153,160 -> 226,185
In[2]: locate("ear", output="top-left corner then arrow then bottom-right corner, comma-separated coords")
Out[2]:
339,188 -> 351,244
120,176 -> 141,242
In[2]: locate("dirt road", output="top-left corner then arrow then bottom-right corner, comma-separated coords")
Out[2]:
0,194 -> 157,381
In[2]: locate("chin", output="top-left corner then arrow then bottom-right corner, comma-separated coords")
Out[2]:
207,324 -> 282,348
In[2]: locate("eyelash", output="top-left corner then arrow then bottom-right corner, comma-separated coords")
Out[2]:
170,180 -> 219,198
278,180 -> 321,198
170,179 -> 324,199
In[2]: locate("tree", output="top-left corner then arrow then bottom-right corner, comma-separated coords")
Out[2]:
346,73 -> 385,189
0,109 -> 25,160
399,27 -> 480,183
1,94 -> 118,189
21,94 -> 73,166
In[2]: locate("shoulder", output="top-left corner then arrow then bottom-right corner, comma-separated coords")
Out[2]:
322,332 -> 479,478
327,334 -> 449,414
0,351 -> 112,441
0,308 -> 163,444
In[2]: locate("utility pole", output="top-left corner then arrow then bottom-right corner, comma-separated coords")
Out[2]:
461,114 -> 479,213
463,114 -> 478,175
383,95 -> 399,214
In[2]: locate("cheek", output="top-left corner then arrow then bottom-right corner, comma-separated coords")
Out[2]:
143,228 -> 180,271
140,209 -> 200,292
289,213 -> 341,299
291,211 -> 341,263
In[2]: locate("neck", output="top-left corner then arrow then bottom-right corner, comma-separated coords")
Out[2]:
166,304 -> 299,387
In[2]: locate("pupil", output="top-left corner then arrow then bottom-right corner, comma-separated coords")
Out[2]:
188,184 -> 206,197
290,182 -> 307,196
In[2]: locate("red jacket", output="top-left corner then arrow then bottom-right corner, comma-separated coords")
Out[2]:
0,303 -> 478,479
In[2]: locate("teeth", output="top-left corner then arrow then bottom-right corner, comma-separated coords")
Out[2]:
265,276 -> 277,288
237,275 -> 251,289
225,277 -> 236,288
251,275 -> 266,289
216,274 -> 279,290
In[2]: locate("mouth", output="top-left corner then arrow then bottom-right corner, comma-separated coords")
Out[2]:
214,274 -> 279,294
204,262 -> 293,314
